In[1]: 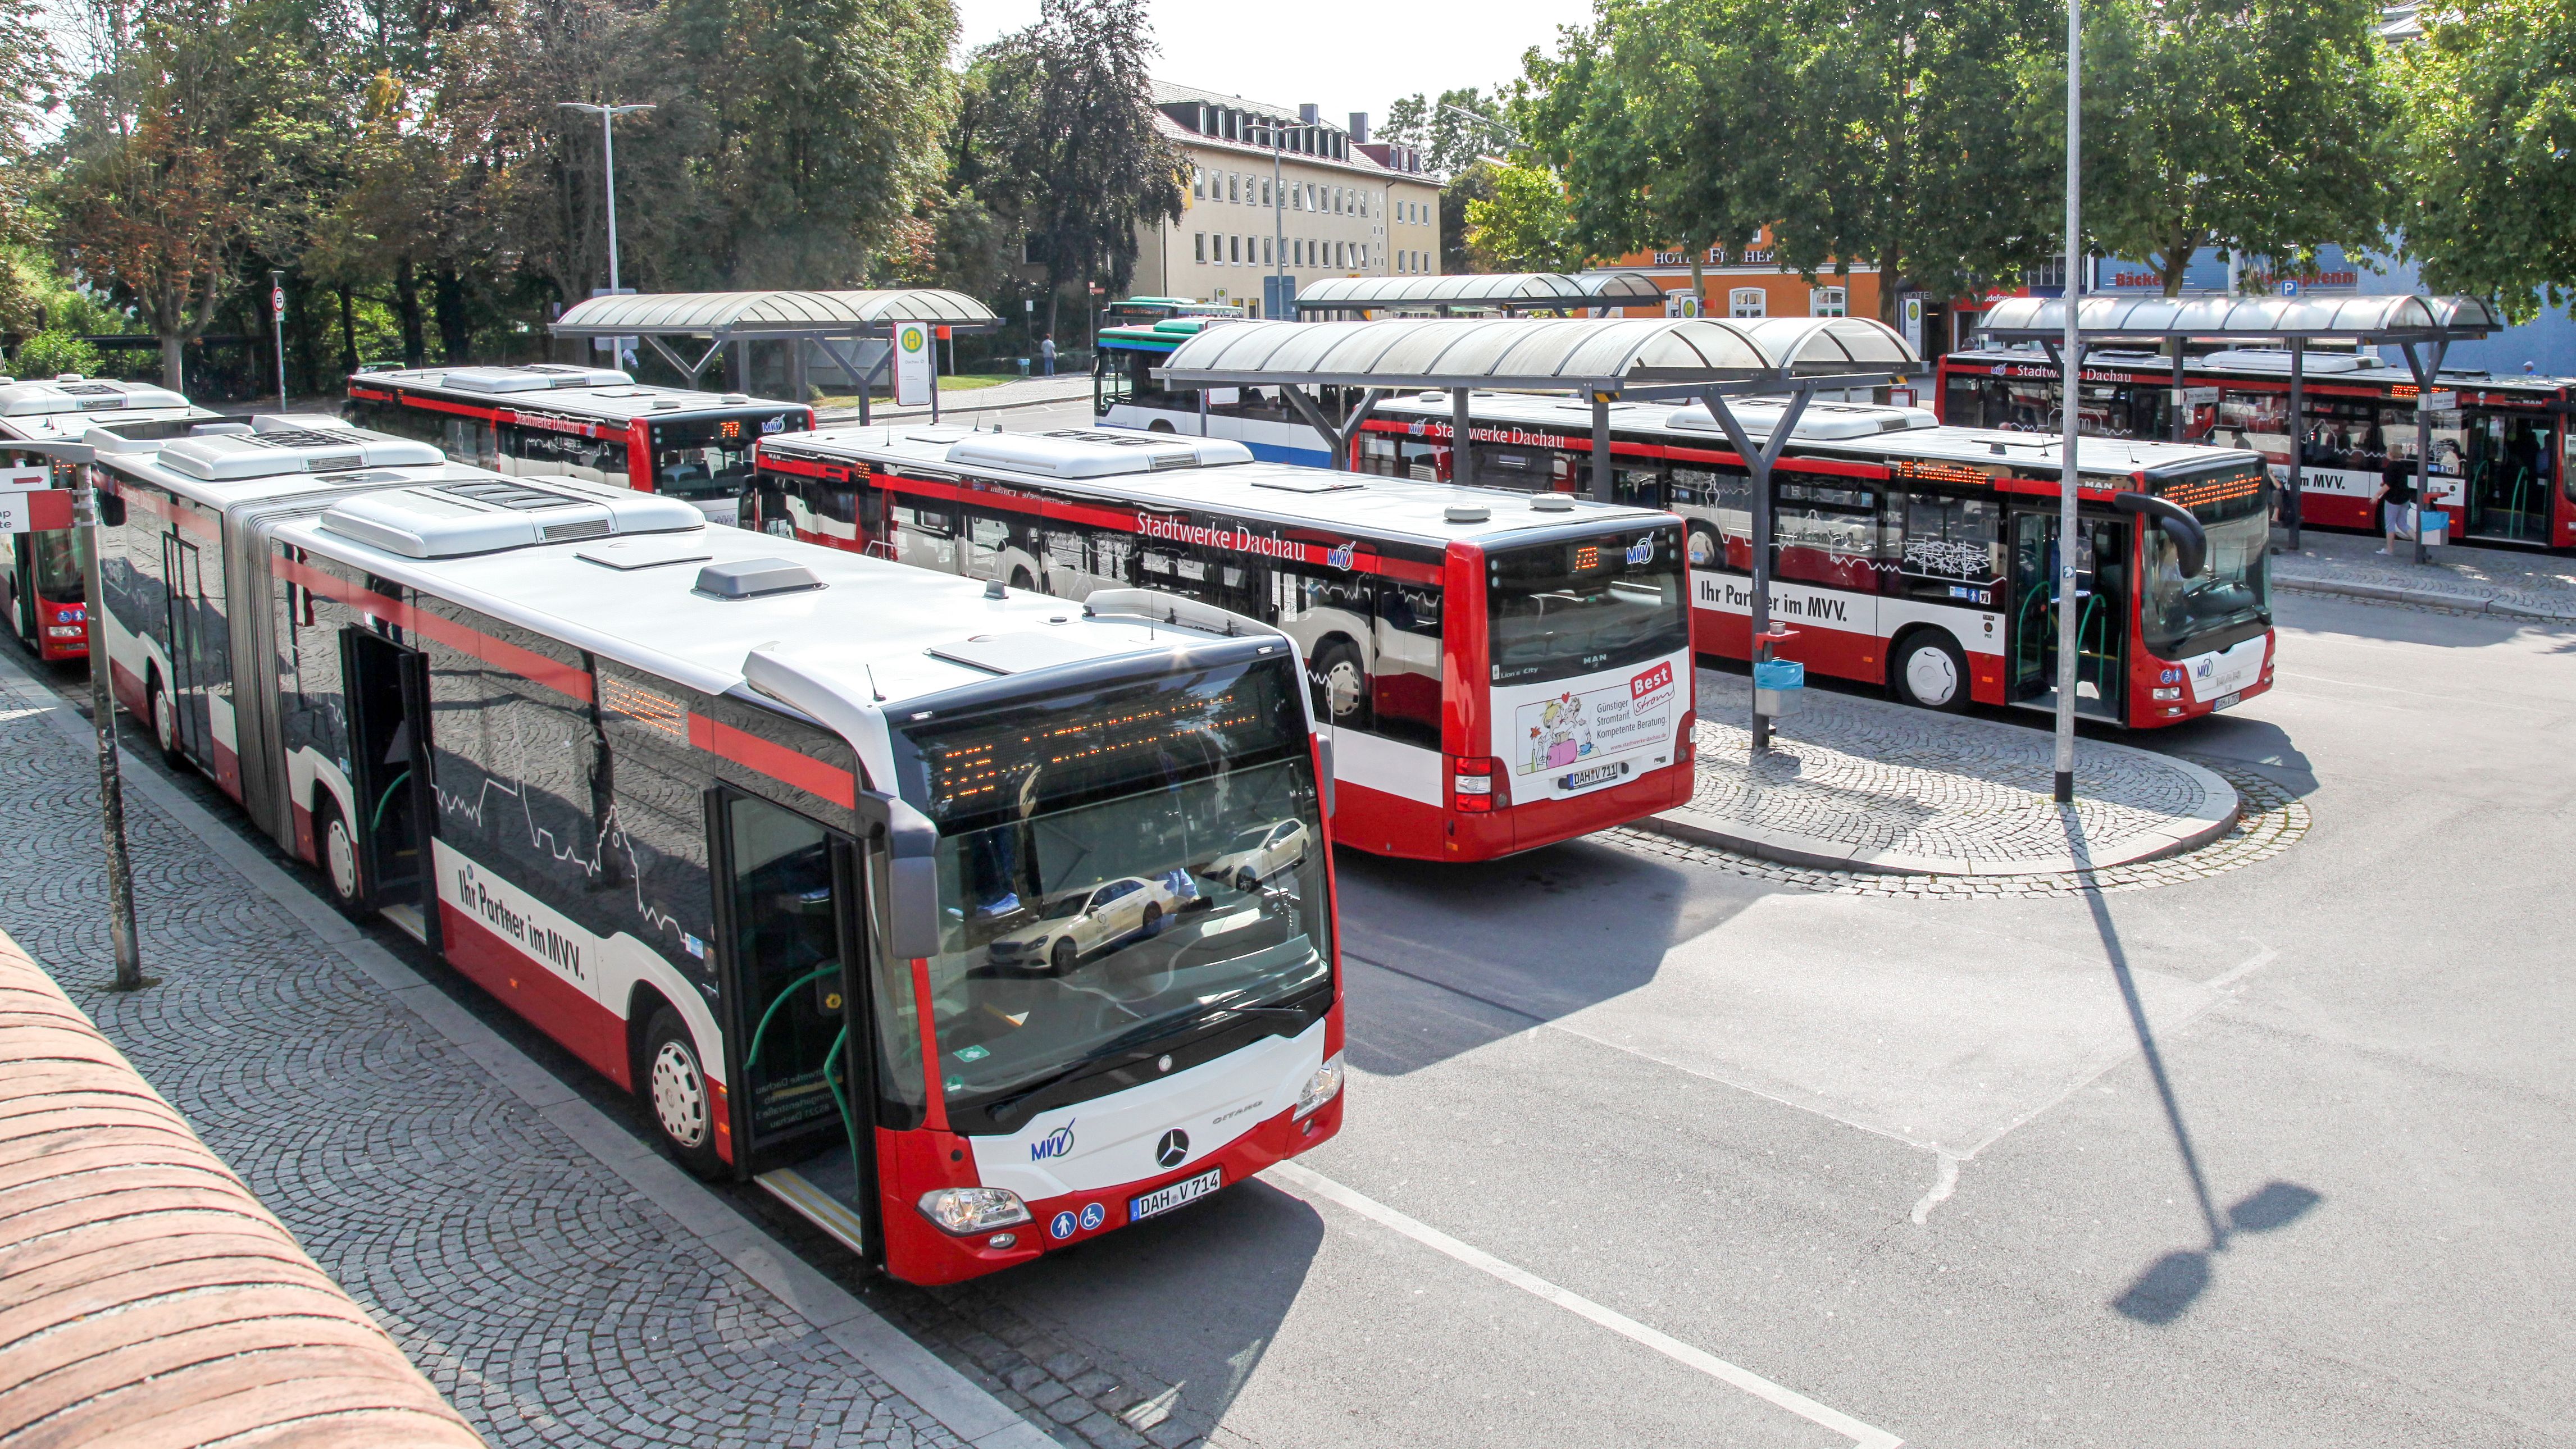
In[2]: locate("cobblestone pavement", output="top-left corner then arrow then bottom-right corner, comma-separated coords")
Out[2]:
1664,669 -> 2240,876
0,666 -> 971,1449
2269,526 -> 2576,619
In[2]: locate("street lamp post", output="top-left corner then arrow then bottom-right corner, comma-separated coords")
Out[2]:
2053,0 -> 2083,805
558,102 -> 655,295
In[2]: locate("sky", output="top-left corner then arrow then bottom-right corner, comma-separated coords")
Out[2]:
948,0 -> 1596,130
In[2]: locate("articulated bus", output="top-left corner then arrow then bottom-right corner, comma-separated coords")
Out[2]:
1356,393 -> 2275,728
342,364 -> 815,528
1938,345 -> 2576,549
0,375 -> 217,662
85,413 -> 1344,1284
1093,324 -> 1334,466
749,426 -> 1695,860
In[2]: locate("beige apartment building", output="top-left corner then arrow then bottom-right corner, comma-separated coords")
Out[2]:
1132,81 -> 1444,316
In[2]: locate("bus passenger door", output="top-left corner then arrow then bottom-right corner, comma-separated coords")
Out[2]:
2006,512 -> 2127,721
715,791 -> 879,1257
161,534 -> 212,762
339,627 -> 439,941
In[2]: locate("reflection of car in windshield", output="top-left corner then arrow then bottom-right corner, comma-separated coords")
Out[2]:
1199,819 -> 1311,891
985,875 -> 1178,973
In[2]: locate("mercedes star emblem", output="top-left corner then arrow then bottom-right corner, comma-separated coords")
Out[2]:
1155,1129 -> 1189,1168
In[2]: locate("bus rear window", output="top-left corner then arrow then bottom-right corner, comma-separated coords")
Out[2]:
1486,526 -> 1688,686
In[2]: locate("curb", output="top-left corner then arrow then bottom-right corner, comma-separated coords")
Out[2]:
1638,754 -> 2241,879
0,648 -> 1054,1449
2274,574 -> 2576,621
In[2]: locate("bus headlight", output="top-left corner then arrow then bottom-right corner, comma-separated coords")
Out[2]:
917,1186 -> 1031,1235
2152,686 -> 2181,701
1294,1052 -> 1344,1118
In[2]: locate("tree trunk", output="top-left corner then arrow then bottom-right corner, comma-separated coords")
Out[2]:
159,334 -> 184,394
1878,249 -> 1902,326
433,266 -> 471,364
393,259 -> 426,368
338,286 -> 358,375
1687,238 -> 1706,316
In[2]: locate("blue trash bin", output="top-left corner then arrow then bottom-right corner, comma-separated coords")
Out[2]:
1753,658 -> 1805,716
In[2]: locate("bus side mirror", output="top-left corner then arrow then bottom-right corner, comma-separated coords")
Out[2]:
2112,492 -> 2207,578
858,788 -> 943,960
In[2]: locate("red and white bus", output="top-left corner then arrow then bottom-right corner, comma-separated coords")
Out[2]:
341,364 -> 814,527
0,375 -> 216,662
88,413 -> 1344,1284
1938,345 -> 2576,549
748,426 -> 1696,861
1357,393 -> 2275,728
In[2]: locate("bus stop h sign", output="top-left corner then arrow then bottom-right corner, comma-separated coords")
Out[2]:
894,322 -> 934,407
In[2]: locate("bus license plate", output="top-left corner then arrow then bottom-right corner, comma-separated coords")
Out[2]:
2213,691 -> 2241,711
1129,1167 -> 1222,1223
1560,763 -> 1622,791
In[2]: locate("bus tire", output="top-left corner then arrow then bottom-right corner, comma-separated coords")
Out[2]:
1313,638 -> 1373,730
1010,566 -> 1035,591
1685,523 -> 1724,571
1146,420 -> 1177,434
1891,630 -> 1970,713
313,792 -> 367,917
145,672 -> 181,763
640,1006 -> 723,1178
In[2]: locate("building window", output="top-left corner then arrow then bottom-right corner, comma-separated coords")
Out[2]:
1227,173 -> 1239,203
1809,286 -> 1847,317
1262,235 -> 1273,265
1230,234 -> 1240,263
1193,168 -> 1204,199
1262,179 -> 1273,206
1194,233 -> 1206,263
1730,288 -> 1765,318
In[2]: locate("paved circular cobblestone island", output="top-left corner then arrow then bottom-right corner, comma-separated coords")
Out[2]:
1646,670 -> 2242,880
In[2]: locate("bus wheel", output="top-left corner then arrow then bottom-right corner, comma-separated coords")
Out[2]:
314,794 -> 367,917
1314,640 -> 1373,728
147,676 -> 181,763
1011,567 -> 1035,591
641,1007 -> 722,1178
1147,420 -> 1177,434
1892,631 -> 1970,713
1686,525 -> 1723,569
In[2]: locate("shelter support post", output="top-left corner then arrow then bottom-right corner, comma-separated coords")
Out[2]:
1697,384 -> 1815,753
2170,344 -> 2187,443
1450,388 -> 1473,487
812,334 -> 876,426
644,334 -> 722,387
1590,392 -> 1612,502
2400,339 -> 2451,566
728,339 -> 747,393
1282,385 -> 1388,472
791,341 -> 809,409
2286,338 -> 2305,550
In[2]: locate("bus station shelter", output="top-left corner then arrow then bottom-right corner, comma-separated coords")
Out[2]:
1155,313 -> 1920,748
1293,271 -> 1669,320
1976,293 -> 2500,556
551,288 -> 1001,422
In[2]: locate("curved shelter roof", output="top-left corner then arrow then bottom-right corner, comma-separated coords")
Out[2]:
552,288 -> 998,339
1293,271 -> 1668,315
1978,293 -> 2499,343
1157,315 -> 1917,393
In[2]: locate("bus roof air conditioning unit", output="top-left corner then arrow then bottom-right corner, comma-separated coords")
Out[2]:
439,365 -> 632,394
943,432 -> 1250,477
0,379 -> 192,417
158,420 -> 445,480
317,478 -> 704,557
1665,402 -> 1935,440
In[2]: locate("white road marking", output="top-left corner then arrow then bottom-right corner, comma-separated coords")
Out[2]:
0,706 -> 53,723
2205,945 -> 2280,992
1266,1160 -> 1904,1449
1908,1154 -> 1960,1227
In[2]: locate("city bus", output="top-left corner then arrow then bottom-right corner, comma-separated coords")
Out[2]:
341,363 -> 815,527
1937,344 -> 2576,549
84,412 -> 1345,1285
1355,393 -> 2274,728
1102,296 -> 1245,327
0,375 -> 217,662
1093,323 -> 1334,466
748,425 -> 1696,860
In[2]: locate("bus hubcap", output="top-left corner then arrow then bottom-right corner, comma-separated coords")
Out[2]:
1906,648 -> 1959,706
650,1041 -> 707,1147
1325,662 -> 1364,718
325,821 -> 358,900
154,691 -> 175,749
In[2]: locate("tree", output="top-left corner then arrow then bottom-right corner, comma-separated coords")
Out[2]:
2083,0 -> 2397,297
976,0 -> 1183,339
1462,160 -> 1585,272
1380,87 -> 1512,180
2395,0 -> 2576,322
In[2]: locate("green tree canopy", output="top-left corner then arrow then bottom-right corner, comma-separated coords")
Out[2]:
2395,0 -> 2576,322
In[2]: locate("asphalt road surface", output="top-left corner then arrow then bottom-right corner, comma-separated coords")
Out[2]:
64,550 -> 2571,1445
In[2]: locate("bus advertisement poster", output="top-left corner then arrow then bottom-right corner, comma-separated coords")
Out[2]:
1513,668 -> 1674,778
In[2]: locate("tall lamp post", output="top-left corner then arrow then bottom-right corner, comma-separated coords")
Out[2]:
2052,0 -> 2083,805
558,102 -> 655,295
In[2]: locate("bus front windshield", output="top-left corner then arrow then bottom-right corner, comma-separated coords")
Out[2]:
2145,465 -> 2272,652
30,526 -> 87,603
652,414 -> 797,500
1487,524 -> 1690,686
894,654 -> 1331,1133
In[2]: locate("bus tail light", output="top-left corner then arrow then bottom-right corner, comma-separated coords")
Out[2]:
917,1186 -> 1032,1236
1674,709 -> 1696,764
1295,1052 -> 1344,1118
1451,757 -> 1509,813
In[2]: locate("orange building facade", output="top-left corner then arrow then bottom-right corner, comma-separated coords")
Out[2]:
1594,231 -> 1887,322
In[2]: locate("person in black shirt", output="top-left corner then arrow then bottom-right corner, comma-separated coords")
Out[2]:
2375,456 -> 2419,555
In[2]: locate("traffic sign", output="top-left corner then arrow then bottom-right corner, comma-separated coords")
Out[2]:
894,322 -> 934,407
272,284 -> 285,316
2420,390 -> 2458,412
0,467 -> 49,493
0,489 -> 72,534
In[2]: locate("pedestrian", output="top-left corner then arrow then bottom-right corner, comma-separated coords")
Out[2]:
1040,335 -> 1056,376
2374,453 -> 2419,556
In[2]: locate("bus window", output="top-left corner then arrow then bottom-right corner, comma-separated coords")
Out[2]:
1372,582 -> 1444,748
1771,479 -> 1887,594
649,419 -> 761,502
504,425 -> 620,485
1486,528 -> 1688,688
30,527 -> 88,604
1897,491 -> 2004,605
2142,473 -> 2269,653
1670,466 -> 1752,571
1609,464 -> 1667,510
